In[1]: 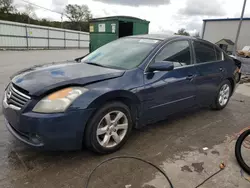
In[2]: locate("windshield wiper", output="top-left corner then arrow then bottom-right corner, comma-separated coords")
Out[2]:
85,61 -> 125,70
85,62 -> 107,68
177,61 -> 183,66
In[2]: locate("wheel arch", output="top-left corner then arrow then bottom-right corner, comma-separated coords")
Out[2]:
87,90 -> 142,128
226,77 -> 235,96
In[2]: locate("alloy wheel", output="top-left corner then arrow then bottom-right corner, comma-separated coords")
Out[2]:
218,84 -> 230,106
96,111 -> 128,148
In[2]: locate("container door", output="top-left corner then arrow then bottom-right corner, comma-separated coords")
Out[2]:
119,21 -> 133,38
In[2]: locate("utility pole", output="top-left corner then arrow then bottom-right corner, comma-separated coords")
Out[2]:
61,13 -> 64,28
233,0 -> 247,55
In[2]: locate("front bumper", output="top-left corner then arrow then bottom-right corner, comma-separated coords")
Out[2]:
3,98 -> 94,150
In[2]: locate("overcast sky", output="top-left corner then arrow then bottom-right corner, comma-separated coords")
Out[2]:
14,0 -> 250,35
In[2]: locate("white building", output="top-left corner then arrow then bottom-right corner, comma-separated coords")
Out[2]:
202,18 -> 250,52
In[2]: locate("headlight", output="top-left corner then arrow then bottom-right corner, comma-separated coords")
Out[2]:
33,87 -> 88,113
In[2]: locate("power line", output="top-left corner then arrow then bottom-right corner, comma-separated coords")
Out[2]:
19,0 -> 64,16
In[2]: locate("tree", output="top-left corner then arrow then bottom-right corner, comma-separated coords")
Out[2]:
65,4 -> 92,22
24,4 -> 37,23
64,4 -> 92,31
193,32 -> 200,38
0,2 -> 90,32
175,28 -> 190,36
0,0 -> 14,13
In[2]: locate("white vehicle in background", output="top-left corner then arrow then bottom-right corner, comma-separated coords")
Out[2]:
238,46 -> 250,58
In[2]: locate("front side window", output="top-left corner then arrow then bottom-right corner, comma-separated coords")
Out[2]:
154,40 -> 191,67
81,38 -> 160,69
193,41 -> 217,63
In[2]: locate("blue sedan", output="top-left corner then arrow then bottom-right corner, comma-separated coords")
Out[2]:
2,34 -> 241,153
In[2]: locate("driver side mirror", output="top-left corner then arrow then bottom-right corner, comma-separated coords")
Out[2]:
148,61 -> 174,72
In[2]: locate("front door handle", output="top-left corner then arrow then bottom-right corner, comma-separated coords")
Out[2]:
186,75 -> 194,80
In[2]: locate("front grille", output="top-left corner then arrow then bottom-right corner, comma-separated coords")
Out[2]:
6,84 -> 31,110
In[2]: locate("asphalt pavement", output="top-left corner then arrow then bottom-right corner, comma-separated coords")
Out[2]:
0,50 -> 250,188
0,49 -> 88,112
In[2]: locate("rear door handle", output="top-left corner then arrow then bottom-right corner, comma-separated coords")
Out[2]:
219,67 -> 224,72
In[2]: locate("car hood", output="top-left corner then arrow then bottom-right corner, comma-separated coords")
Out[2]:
11,61 -> 125,96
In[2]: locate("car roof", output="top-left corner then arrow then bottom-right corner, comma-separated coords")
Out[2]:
129,34 -> 196,41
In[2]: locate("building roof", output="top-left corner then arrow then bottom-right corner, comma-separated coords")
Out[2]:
216,38 -> 235,45
203,18 -> 250,22
90,16 -> 150,23
224,39 -> 235,45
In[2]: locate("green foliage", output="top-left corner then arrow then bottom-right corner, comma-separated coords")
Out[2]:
64,4 -> 92,31
65,4 -> 92,22
175,28 -> 190,36
0,0 -> 14,13
0,1 -> 91,32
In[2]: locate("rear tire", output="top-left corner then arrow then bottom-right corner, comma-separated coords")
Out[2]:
84,102 -> 132,154
235,129 -> 250,174
211,80 -> 231,110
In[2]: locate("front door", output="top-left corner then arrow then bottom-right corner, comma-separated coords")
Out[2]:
140,40 -> 198,124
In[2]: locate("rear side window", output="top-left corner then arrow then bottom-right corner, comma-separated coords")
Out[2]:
193,41 -> 217,63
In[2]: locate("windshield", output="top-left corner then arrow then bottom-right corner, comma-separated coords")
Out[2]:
81,38 -> 160,69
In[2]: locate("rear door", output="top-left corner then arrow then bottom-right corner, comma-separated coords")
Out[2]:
192,40 -> 225,106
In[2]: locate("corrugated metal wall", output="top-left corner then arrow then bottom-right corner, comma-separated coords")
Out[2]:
202,20 -> 250,50
0,20 -> 89,49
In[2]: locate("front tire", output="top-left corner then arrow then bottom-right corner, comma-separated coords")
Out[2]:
211,80 -> 231,110
84,102 -> 132,154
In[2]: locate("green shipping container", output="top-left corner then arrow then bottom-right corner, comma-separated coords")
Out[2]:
89,16 -> 150,52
